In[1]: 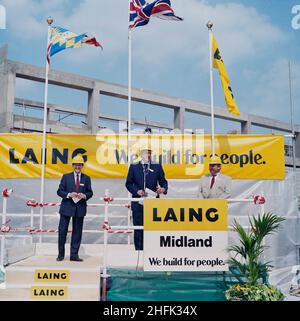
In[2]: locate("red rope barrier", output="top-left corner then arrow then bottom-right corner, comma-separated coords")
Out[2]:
108,229 -> 132,234
27,228 -> 72,234
101,219 -> 132,234
26,200 -> 61,207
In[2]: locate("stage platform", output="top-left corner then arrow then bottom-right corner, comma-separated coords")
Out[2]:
1,243 -> 299,301
0,243 -> 142,301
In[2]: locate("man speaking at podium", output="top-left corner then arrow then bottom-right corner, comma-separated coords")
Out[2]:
197,155 -> 232,199
56,155 -> 93,262
126,145 -> 168,251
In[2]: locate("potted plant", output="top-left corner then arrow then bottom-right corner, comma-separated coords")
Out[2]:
225,212 -> 285,301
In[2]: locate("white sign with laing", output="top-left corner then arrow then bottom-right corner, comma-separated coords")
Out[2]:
143,199 -> 228,272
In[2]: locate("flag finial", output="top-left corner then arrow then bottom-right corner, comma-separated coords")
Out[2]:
206,21 -> 213,30
47,16 -> 54,25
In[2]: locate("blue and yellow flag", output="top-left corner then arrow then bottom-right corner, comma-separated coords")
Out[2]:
47,26 -> 102,63
212,34 -> 240,117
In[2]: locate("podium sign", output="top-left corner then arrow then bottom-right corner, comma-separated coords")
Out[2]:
143,199 -> 228,272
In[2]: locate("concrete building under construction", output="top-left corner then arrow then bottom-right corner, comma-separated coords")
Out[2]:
1,44 -> 299,198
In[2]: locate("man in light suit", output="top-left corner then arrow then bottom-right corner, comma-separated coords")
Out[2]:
56,155 -> 93,262
126,146 -> 168,251
197,155 -> 231,199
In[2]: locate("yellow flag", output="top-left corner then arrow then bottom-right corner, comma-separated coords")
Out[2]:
212,34 -> 240,116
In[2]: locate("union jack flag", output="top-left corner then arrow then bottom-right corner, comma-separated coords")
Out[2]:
129,0 -> 183,29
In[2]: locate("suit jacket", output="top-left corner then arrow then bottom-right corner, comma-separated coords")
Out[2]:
57,172 -> 93,217
125,162 -> 168,211
197,173 -> 231,199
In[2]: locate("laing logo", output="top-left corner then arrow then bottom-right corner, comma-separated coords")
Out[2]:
144,199 -> 228,231
0,5 -> 6,29
292,5 -> 300,30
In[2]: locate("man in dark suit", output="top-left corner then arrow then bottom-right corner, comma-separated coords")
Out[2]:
56,155 -> 93,261
125,146 -> 168,251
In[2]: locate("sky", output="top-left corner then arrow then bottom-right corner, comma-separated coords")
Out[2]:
0,0 -> 299,134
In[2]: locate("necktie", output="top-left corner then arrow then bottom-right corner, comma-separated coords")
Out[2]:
76,174 -> 80,193
143,164 -> 149,175
210,175 -> 216,189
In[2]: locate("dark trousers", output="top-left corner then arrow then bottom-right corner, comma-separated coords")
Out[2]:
58,214 -> 84,258
132,204 -> 144,251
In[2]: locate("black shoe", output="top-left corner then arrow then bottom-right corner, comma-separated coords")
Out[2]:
70,257 -> 83,262
56,256 -> 64,261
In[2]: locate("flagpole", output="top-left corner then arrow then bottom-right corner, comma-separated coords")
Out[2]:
39,16 -> 53,241
127,1 -> 133,246
207,21 -> 215,156
288,60 -> 296,171
128,0 -> 133,168
128,27 -> 132,168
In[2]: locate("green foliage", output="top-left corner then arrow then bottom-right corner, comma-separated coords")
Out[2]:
226,212 -> 285,301
225,283 -> 284,301
228,212 -> 285,286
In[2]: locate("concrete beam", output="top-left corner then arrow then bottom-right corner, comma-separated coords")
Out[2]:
3,61 -> 256,124
100,82 -> 247,123
9,60 -> 94,91
5,58 -> 300,135
249,114 -> 300,133
15,98 -> 86,116
15,98 -> 172,130
13,115 -> 89,134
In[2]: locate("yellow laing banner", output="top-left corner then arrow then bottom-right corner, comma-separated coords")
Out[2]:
0,133 -> 284,179
144,199 -> 227,231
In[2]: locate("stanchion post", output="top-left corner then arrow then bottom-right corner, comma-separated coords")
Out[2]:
259,191 -> 267,268
127,206 -> 131,245
0,195 -> 8,270
30,207 -> 34,228
30,207 -> 34,245
101,189 -> 109,301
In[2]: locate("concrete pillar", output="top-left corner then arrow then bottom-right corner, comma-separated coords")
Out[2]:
0,45 -> 8,64
48,106 -> 56,122
87,85 -> 100,134
241,120 -> 252,134
0,61 -> 16,132
174,107 -> 185,133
